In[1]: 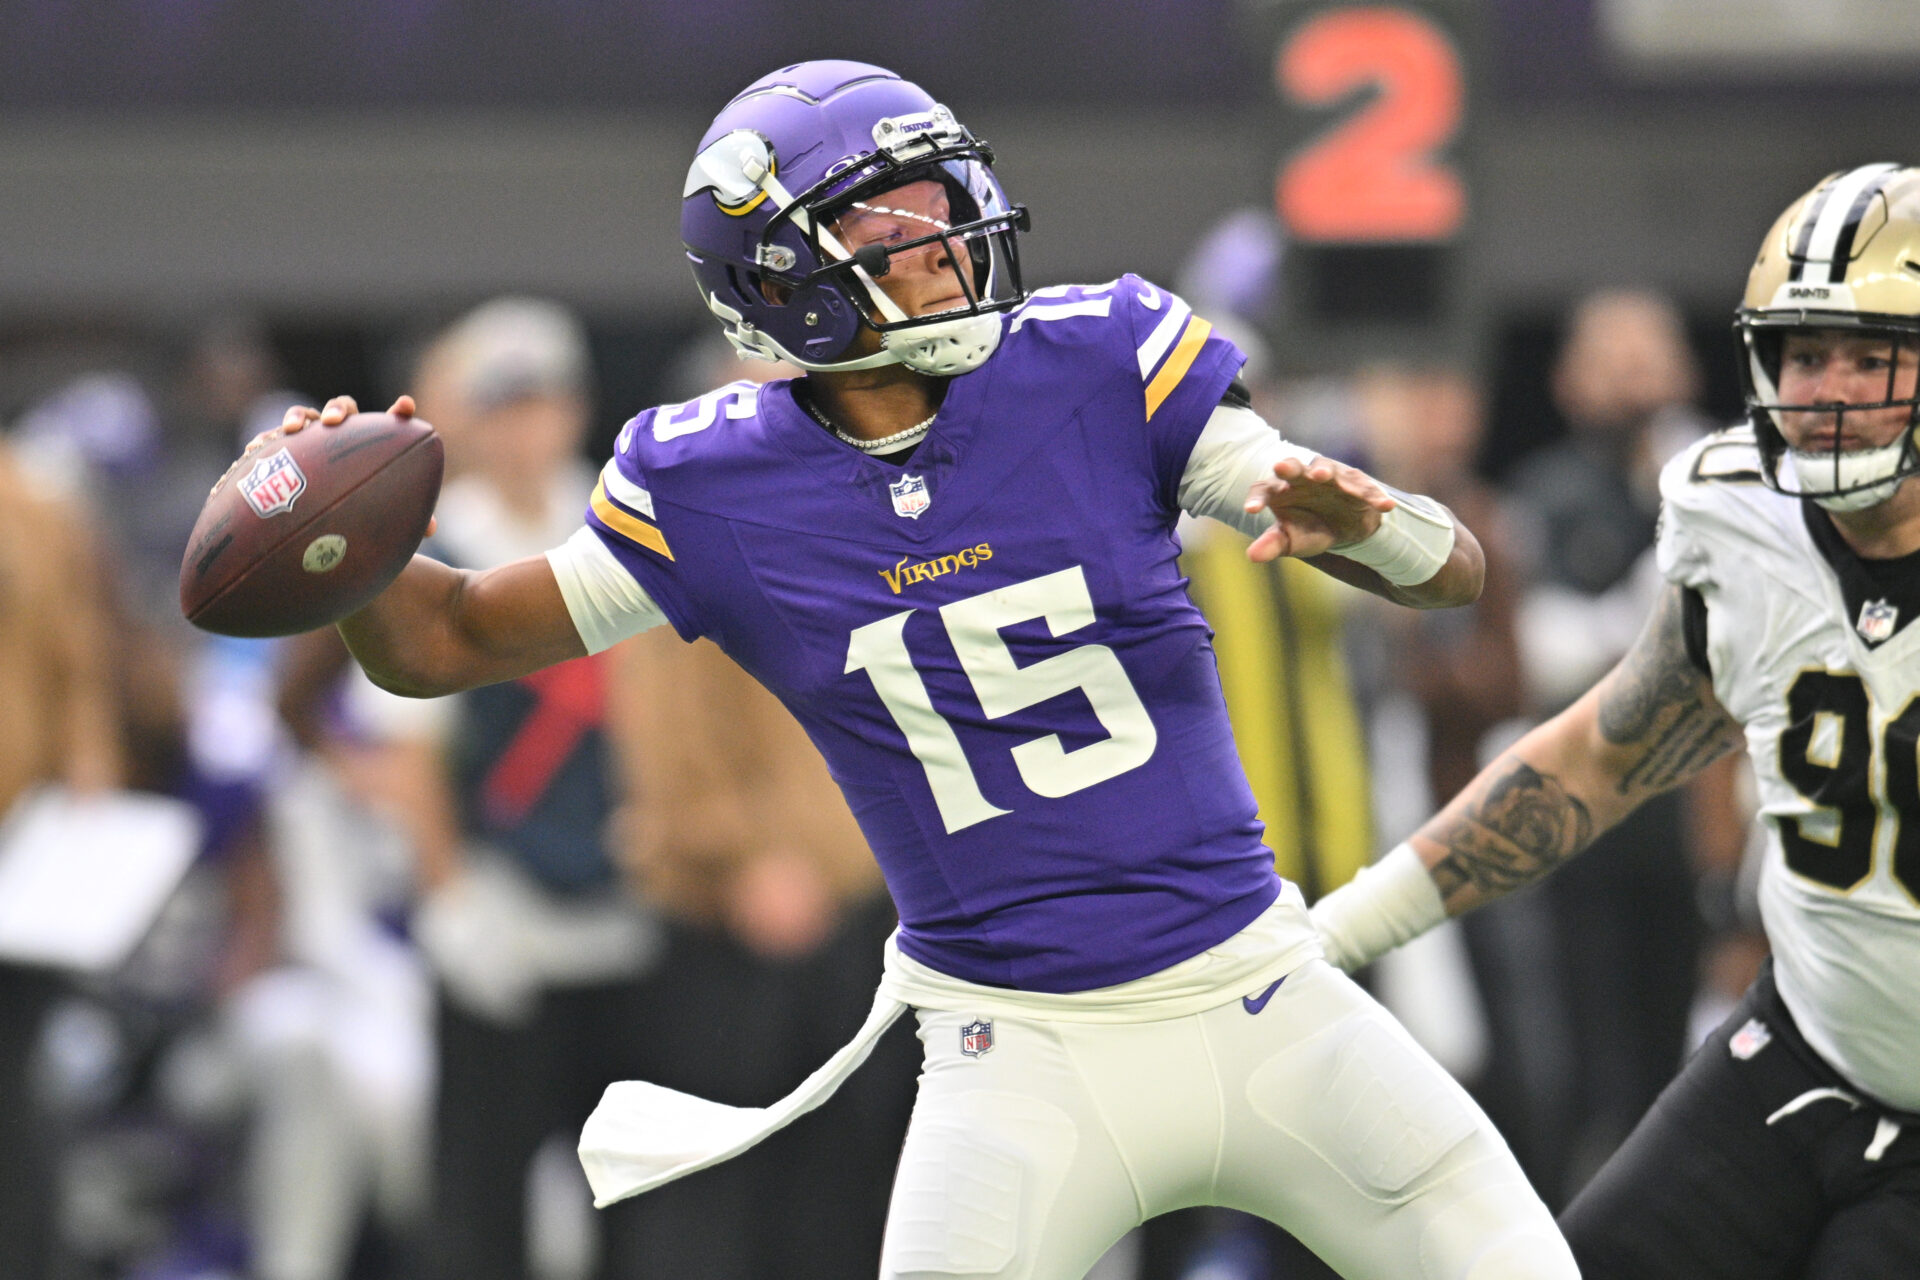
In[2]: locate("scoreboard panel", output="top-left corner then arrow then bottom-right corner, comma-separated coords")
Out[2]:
1260,0 -> 1480,362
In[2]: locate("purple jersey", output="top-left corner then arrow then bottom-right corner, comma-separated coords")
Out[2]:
585,276 -> 1282,991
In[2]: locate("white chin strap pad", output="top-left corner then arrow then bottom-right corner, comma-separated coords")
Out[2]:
1790,441 -> 1909,512
886,311 -> 1004,376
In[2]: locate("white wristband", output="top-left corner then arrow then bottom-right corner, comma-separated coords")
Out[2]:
1308,842 -> 1448,972
1333,490 -> 1456,586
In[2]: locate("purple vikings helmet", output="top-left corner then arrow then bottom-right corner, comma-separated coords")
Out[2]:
681,61 -> 1030,376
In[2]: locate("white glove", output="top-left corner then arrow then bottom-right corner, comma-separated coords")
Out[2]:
1309,843 -> 1449,972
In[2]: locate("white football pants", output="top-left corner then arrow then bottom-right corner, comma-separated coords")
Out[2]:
879,958 -> 1575,1280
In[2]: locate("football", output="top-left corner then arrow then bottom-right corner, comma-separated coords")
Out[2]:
179,412 -> 444,637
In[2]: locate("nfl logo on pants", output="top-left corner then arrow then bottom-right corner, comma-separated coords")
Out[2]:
960,1019 -> 994,1057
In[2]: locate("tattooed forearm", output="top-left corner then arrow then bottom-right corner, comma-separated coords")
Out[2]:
1413,585 -> 1742,916
1425,760 -> 1595,909
1597,585 -> 1741,796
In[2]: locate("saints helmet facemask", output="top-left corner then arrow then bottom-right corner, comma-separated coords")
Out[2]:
1736,163 -> 1920,512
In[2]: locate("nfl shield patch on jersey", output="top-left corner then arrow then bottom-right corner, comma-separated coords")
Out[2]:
1857,598 -> 1899,644
960,1018 -> 994,1057
889,472 -> 931,519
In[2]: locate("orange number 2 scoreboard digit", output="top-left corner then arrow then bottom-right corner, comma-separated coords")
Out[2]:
1276,5 -> 1468,244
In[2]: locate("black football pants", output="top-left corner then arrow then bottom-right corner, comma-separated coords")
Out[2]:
1561,960 -> 1920,1280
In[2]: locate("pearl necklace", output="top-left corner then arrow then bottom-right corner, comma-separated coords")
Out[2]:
798,390 -> 935,454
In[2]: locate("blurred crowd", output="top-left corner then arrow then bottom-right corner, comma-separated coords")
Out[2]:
0,276 -> 1765,1280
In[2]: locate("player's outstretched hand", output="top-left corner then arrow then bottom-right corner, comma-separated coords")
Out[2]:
1242,453 -> 1397,563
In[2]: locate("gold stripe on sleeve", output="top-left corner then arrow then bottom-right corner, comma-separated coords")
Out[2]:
1143,317 -> 1213,421
591,478 -> 675,561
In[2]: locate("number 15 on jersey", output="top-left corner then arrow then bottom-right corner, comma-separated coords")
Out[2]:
845,565 -> 1158,833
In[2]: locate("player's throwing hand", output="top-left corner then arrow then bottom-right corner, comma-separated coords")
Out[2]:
280,394 -> 418,435
275,395 -> 435,539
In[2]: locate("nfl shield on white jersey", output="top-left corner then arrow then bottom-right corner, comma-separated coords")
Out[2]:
1857,598 -> 1899,644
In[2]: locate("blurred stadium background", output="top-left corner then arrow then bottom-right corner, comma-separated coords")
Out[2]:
0,2 -> 1913,1279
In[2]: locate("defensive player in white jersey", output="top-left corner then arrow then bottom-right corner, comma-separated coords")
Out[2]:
1313,163 -> 1920,1279
271,61 -> 1581,1280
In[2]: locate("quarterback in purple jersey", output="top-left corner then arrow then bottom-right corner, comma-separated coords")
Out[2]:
584,267 -> 1291,994
280,60 -> 1575,1280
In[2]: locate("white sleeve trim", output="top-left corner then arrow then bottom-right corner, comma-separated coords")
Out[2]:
546,525 -> 669,654
1176,403 -> 1317,538
599,460 -> 657,519
1137,294 -> 1193,378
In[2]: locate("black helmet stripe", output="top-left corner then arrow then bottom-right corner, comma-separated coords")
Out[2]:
1789,181 -> 1837,280
1790,163 -> 1899,283
1827,170 -> 1897,282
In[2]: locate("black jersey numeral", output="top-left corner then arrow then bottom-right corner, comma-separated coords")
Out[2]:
1881,697 -> 1920,900
1779,671 -> 1876,890
1778,670 -> 1920,899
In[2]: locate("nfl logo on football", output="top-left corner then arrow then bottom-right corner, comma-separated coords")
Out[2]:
1856,598 -> 1898,644
960,1018 -> 994,1058
241,449 -> 307,518
889,473 -> 931,519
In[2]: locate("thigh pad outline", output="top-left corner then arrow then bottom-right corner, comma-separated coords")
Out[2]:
1246,1014 -> 1478,1201
884,1090 -> 1080,1277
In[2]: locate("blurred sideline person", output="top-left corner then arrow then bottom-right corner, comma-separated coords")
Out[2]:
342,298 -> 663,1280
1348,362 -> 1546,1177
272,62 -> 1577,1279
230,723 -> 433,1280
590,339 -> 918,1279
227,618 -> 433,1280
1346,361 -> 1521,1072
0,437 -> 124,1280
1493,288 -> 1731,1199
1313,164 -> 1920,1279
604,624 -> 919,1278
1354,363 -> 1522,819
155,336 -> 438,1280
8,323 -> 310,1280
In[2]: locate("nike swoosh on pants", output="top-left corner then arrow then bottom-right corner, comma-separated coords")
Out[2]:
1242,976 -> 1286,1015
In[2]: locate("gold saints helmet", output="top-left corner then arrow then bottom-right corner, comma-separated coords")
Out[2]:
1737,164 -> 1920,510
